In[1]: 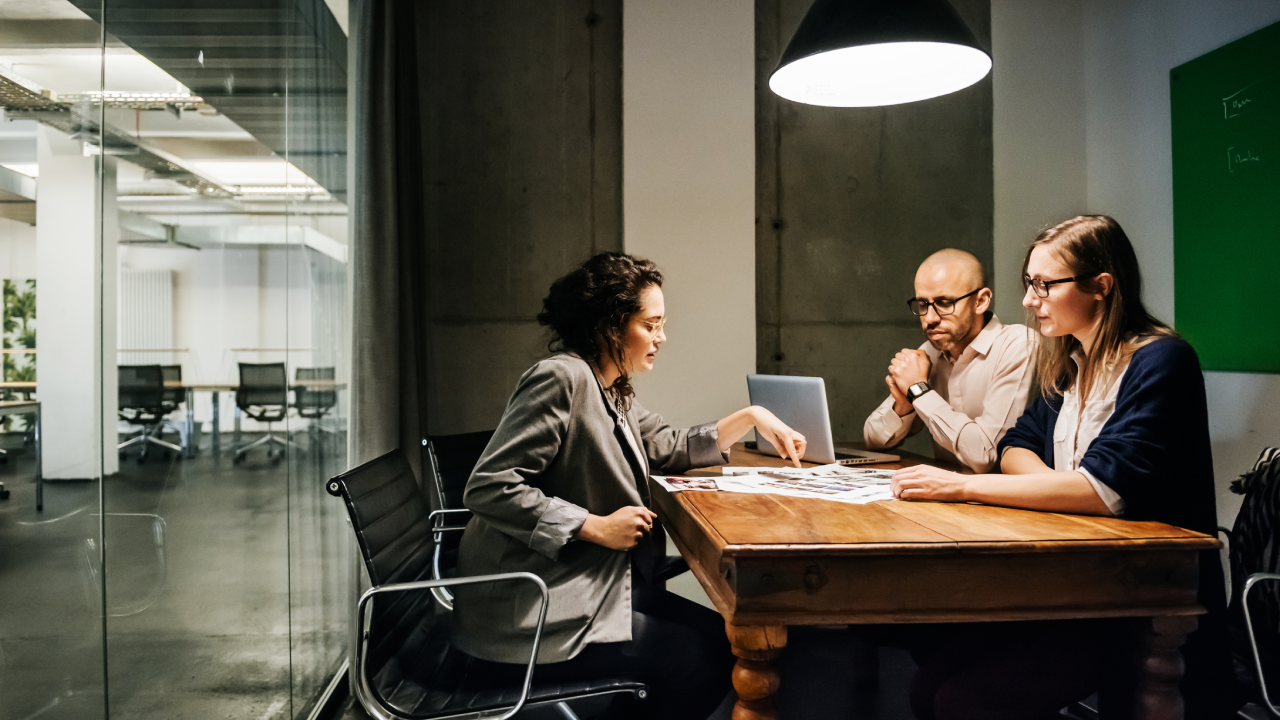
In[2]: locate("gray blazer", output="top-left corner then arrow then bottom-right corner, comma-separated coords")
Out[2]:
452,353 -> 725,663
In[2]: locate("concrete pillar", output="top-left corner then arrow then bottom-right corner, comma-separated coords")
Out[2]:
623,0 -> 757,429
35,125 -> 118,479
420,0 -> 623,435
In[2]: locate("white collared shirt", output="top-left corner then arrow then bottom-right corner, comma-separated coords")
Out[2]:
863,316 -> 1035,473
1053,351 -> 1127,515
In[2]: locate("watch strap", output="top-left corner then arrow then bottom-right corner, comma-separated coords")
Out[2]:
907,382 -> 931,404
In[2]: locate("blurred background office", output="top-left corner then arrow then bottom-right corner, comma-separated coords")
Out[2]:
0,0 -> 351,717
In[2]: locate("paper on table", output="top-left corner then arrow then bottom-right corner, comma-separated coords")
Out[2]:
715,465 -> 897,504
723,463 -> 892,478
651,475 -> 720,492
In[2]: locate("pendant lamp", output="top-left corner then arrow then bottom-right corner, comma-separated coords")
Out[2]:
769,0 -> 991,108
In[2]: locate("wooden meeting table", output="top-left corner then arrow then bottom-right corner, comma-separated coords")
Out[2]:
650,444 -> 1218,720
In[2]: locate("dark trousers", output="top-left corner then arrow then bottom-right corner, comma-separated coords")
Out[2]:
491,581 -> 735,720
857,620 -> 1132,720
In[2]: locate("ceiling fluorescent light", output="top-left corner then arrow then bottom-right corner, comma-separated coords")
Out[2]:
769,0 -> 991,107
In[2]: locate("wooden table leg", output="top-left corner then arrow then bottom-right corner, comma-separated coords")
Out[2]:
726,623 -> 787,720
1135,615 -> 1197,720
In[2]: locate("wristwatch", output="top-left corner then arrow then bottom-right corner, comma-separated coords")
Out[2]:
906,381 -> 932,405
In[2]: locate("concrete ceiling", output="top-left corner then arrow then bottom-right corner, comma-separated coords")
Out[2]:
69,0 -> 348,201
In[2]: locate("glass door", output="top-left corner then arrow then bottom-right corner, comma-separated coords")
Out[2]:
0,1 -> 352,718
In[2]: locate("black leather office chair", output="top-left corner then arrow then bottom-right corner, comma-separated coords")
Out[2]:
1230,448 -> 1280,718
424,431 -> 496,610
233,362 -> 291,464
327,449 -> 647,720
118,364 -> 182,464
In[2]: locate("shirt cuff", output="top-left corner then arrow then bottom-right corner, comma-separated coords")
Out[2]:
529,497 -> 590,559
1079,467 -> 1126,516
866,405 -> 914,447
687,422 -> 729,467
909,389 -> 949,423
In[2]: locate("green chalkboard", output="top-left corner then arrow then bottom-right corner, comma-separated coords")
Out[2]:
1171,20 -> 1280,373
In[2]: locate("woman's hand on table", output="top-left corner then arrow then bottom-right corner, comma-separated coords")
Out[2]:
716,406 -> 807,467
578,506 -> 657,550
892,464 -> 970,502
749,407 -> 807,468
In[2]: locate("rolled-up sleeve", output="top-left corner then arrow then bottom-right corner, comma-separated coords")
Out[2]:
529,497 -> 591,558
463,363 -> 590,560
686,422 -> 730,468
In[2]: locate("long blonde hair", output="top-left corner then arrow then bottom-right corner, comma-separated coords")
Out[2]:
1024,215 -> 1173,400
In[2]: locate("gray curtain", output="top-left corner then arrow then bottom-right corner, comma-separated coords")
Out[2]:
350,0 -> 432,480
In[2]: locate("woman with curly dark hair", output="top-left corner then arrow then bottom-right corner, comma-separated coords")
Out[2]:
453,252 -> 805,720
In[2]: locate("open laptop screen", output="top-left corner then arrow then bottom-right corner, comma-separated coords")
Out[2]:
746,374 -> 839,464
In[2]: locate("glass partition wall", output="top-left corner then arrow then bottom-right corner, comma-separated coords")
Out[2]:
0,2 -> 352,718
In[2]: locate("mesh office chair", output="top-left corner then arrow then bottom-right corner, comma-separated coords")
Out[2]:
158,365 -> 187,447
232,362 -> 291,464
290,366 -> 338,442
118,365 -> 182,463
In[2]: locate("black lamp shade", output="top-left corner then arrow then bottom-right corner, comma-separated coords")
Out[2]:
769,0 -> 992,107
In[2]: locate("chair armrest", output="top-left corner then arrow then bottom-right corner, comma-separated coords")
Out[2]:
1242,572 -> 1280,717
429,508 -> 472,533
355,571 -> 549,720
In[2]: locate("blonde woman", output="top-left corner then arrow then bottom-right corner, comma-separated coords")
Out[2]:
891,216 -> 1236,720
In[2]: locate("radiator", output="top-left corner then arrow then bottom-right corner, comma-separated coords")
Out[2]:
118,269 -> 174,366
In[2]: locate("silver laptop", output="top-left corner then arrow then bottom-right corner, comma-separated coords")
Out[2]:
746,374 -> 900,466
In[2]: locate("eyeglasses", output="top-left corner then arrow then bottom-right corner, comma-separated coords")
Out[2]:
1022,273 -> 1097,298
907,288 -> 982,317
638,317 -> 667,336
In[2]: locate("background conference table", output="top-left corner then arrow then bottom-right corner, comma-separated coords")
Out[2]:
651,444 -> 1218,720
170,380 -> 346,458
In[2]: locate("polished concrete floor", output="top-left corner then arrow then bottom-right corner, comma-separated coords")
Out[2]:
0,427 -> 350,720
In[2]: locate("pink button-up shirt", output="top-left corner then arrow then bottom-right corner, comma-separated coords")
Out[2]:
862,316 -> 1034,473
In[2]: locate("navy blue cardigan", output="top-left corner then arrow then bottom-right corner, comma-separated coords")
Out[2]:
997,337 -> 1235,716
997,337 -> 1219,535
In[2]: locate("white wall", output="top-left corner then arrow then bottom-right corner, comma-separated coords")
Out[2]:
623,0 -> 756,430
990,0 -> 1088,323
0,218 -> 36,279
992,0 -> 1280,530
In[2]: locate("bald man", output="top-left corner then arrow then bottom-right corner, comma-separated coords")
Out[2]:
863,249 -> 1034,473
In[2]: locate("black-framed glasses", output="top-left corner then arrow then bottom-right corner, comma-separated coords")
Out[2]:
1022,273 -> 1097,298
906,288 -> 982,317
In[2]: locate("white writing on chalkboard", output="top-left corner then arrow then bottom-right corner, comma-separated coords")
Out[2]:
1223,82 -> 1259,119
1227,146 -> 1262,172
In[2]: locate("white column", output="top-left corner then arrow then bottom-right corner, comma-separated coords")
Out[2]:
35,126 -> 118,479
623,0 -> 756,429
